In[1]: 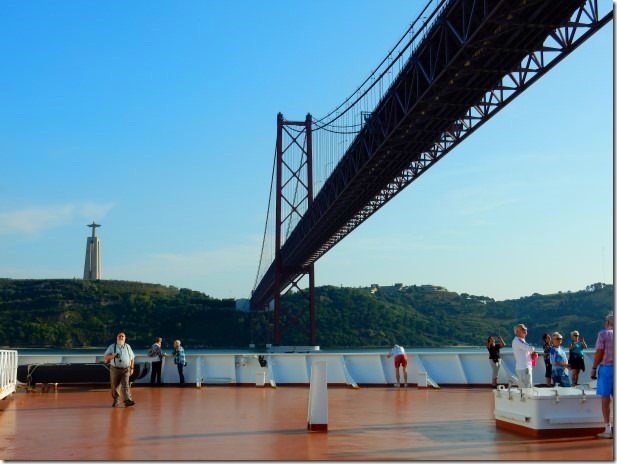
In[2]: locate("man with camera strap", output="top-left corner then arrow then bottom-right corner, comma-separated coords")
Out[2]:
104,331 -> 136,408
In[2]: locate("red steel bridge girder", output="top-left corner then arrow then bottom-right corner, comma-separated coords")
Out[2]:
251,0 -> 611,310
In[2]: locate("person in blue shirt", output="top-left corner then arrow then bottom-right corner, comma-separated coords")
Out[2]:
172,339 -> 187,385
549,332 -> 571,387
103,332 -> 136,407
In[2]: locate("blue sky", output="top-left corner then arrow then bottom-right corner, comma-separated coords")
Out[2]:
0,1 -> 613,301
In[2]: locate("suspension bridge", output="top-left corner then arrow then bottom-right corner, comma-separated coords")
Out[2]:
250,0 -> 612,344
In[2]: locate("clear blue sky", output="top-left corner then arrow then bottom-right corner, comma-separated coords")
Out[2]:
0,1 -> 613,301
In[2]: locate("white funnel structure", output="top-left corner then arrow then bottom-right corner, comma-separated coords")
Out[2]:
83,222 -> 101,280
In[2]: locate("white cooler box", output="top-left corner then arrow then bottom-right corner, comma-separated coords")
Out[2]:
494,385 -> 604,438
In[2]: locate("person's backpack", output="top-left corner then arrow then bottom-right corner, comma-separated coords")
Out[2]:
147,345 -> 156,357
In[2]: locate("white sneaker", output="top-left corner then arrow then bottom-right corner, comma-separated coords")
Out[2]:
393,383 -> 400,388
597,430 -> 613,439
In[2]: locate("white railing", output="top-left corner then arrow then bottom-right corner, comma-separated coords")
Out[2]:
15,349 -> 597,388
0,350 -> 18,400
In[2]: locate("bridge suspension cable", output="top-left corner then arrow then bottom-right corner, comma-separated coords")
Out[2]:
253,146 -> 277,293
308,0 -> 450,200
312,0 -> 448,130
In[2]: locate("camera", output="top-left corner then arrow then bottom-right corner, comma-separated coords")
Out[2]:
114,353 -> 120,359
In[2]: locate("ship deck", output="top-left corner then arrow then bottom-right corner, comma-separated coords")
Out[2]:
0,384 -> 613,461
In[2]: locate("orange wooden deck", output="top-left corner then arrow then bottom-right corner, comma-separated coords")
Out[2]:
0,385 -> 613,461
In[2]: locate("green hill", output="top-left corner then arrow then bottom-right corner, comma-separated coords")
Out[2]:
279,283 -> 613,347
0,278 -> 243,349
0,278 -> 612,349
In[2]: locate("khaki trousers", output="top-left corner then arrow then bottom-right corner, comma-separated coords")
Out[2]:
110,366 -> 132,403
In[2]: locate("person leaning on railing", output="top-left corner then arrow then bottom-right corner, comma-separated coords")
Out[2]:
386,344 -> 408,388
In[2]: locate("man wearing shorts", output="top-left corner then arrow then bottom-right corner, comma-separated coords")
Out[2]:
592,312 -> 613,439
387,344 -> 408,387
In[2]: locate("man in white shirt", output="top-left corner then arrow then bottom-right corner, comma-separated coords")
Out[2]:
512,323 -> 534,388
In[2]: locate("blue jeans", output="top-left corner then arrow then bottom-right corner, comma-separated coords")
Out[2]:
176,363 -> 185,384
552,370 -> 571,387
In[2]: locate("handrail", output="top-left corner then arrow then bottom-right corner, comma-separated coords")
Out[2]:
12,349 -> 599,386
0,350 -> 18,400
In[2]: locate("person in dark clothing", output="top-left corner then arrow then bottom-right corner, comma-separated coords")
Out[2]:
542,333 -> 553,386
148,336 -> 166,385
487,335 -> 506,387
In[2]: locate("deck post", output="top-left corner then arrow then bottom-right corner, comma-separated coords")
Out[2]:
307,360 -> 328,432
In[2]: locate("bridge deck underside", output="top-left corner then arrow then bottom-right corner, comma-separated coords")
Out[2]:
252,0 -> 590,308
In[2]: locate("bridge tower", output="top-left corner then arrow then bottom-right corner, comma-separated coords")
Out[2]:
273,112 -> 316,346
83,221 -> 101,280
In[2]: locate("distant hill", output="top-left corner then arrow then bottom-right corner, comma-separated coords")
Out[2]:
0,279 -> 243,349
279,282 -> 614,348
0,278 -> 612,349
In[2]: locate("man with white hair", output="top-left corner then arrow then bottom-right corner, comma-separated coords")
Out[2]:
104,331 -> 136,408
512,323 -> 535,388
592,312 -> 613,439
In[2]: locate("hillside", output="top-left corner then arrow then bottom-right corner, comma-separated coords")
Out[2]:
0,278 -> 612,349
280,283 -> 613,347
0,279 -> 243,349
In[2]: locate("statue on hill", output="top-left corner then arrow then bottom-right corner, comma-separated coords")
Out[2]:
83,222 -> 102,281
